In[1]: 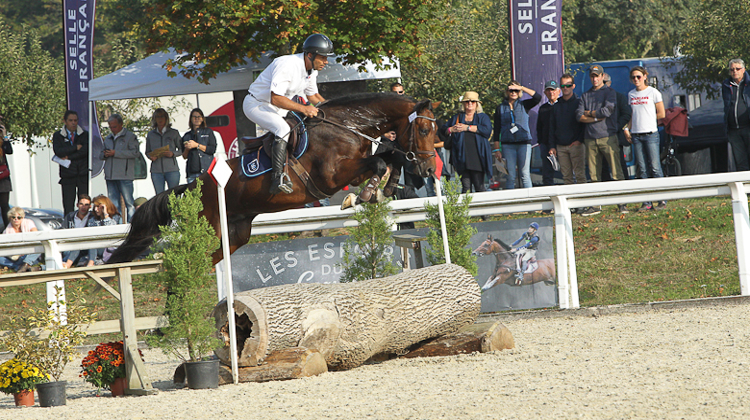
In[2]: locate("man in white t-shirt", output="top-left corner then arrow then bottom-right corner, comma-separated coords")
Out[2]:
625,65 -> 666,211
243,34 -> 334,194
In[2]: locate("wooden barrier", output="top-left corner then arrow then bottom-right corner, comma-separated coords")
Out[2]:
0,260 -> 163,395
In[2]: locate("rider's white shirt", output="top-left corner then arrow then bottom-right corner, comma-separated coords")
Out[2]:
247,53 -> 319,115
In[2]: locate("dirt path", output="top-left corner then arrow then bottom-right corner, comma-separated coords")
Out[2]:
2,302 -> 750,419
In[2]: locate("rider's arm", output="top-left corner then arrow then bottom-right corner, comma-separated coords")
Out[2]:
307,93 -> 325,105
510,234 -> 525,247
270,93 -> 318,117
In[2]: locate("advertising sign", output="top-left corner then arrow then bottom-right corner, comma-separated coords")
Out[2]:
231,218 -> 556,312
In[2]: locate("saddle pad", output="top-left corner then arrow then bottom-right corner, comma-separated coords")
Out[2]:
240,113 -> 309,178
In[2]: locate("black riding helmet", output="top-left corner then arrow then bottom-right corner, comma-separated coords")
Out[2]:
302,34 -> 335,57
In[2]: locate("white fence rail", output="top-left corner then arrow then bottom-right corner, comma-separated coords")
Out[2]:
2,172 -> 750,309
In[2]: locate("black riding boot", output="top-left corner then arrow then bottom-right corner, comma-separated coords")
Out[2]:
269,138 -> 293,194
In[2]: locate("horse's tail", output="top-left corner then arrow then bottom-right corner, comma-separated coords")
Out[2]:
106,184 -> 190,264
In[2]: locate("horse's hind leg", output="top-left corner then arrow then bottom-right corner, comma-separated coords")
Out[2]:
341,157 -> 388,209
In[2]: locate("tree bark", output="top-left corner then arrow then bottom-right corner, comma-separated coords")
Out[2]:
213,263 -> 481,370
217,348 -> 327,385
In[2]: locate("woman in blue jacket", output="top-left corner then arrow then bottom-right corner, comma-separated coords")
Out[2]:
182,108 -> 217,184
492,81 -> 541,189
441,91 -> 494,193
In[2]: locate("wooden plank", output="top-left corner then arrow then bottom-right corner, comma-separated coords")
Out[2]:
0,316 -> 169,339
118,266 -> 155,393
0,260 -> 163,288
85,270 -> 121,301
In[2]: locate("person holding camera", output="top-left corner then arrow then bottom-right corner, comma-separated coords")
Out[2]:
52,110 -> 89,215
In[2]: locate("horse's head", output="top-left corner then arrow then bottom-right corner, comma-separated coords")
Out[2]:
472,234 -> 496,257
396,99 -> 439,178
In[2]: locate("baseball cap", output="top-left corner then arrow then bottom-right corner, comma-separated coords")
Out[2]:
590,65 -> 604,75
134,197 -> 148,207
544,80 -> 559,90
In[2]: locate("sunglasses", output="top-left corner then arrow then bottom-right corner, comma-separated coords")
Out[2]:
560,84 -> 574,88
630,75 -> 643,80
730,67 -> 744,72
10,216 -> 23,220
463,100 -> 478,104
394,90 -> 404,94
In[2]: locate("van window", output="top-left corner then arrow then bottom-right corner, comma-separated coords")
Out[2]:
206,115 -> 230,128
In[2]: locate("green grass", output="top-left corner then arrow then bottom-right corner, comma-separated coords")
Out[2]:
0,196 -> 742,348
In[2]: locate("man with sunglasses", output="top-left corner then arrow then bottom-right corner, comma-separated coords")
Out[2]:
722,58 -> 750,171
536,80 -> 560,187
391,83 -> 405,95
550,74 -> 586,209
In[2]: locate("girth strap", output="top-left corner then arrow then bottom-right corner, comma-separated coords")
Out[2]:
287,156 -> 331,200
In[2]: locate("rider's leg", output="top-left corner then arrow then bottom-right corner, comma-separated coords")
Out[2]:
243,99 -> 294,195
270,136 -> 293,194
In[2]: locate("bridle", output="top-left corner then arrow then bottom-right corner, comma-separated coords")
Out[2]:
310,108 -> 436,162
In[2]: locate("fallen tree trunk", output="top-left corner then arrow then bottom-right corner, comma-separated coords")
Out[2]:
217,348 -> 327,385
399,320 -> 515,358
213,264 -> 481,371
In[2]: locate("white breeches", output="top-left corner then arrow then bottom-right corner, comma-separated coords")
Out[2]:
243,95 -> 291,140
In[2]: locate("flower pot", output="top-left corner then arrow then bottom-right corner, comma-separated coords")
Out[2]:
184,359 -> 219,389
110,377 -> 127,397
13,389 -> 34,407
37,380 -> 67,407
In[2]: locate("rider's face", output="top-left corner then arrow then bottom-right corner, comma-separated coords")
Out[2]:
312,54 -> 329,71
528,227 -> 537,235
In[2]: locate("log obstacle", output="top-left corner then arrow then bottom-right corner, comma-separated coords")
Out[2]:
212,264 -> 482,371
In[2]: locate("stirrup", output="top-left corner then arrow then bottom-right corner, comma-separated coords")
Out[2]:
278,172 -> 293,194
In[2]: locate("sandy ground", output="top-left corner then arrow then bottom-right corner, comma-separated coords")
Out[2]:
2,301 -> 750,419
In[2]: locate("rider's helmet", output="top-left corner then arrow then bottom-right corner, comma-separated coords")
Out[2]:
302,34 -> 335,57
529,222 -> 539,230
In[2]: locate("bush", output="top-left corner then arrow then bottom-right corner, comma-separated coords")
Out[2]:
0,359 -> 48,394
145,180 -> 223,362
424,177 -> 478,275
339,199 -> 399,282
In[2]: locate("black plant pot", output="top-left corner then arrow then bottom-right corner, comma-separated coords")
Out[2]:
184,359 -> 219,389
37,380 -> 67,407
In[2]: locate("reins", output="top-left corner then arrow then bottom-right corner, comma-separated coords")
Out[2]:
308,108 -> 436,162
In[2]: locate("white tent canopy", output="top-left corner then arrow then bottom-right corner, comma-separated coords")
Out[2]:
89,49 -> 401,101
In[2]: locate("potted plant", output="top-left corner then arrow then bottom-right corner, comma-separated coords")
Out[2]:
145,180 -> 223,389
0,358 -> 48,406
1,286 -> 94,406
80,341 -> 142,396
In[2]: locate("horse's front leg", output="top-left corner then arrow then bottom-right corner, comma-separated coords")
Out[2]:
341,157 -> 388,210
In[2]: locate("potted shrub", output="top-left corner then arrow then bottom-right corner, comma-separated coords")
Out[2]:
145,180 -> 223,389
0,358 -> 48,406
80,341 -> 143,396
1,286 -> 94,406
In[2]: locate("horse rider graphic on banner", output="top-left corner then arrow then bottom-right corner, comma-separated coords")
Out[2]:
510,222 -> 540,285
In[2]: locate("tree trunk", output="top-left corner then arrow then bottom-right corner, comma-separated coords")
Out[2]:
213,263 -> 481,371
217,347 -> 327,385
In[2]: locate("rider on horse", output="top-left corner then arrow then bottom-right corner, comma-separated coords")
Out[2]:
510,222 -> 540,284
242,34 -> 335,195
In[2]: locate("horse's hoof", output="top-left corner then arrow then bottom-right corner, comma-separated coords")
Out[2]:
340,193 -> 357,210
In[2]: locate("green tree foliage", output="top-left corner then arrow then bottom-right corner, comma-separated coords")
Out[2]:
562,0 -> 698,64
0,17 -> 65,147
140,0 -> 441,83
146,180 -> 223,363
0,0 -> 63,56
401,0 -> 511,119
339,200 -> 399,282
673,1 -> 750,95
424,178 -> 477,275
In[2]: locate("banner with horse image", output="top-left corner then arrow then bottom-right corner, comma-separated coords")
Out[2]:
229,217 -> 556,312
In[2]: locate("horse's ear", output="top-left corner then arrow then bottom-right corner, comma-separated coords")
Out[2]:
431,101 -> 442,109
414,99 -> 431,113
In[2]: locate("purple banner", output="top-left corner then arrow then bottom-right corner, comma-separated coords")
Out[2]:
63,0 -> 104,177
509,0 -> 565,144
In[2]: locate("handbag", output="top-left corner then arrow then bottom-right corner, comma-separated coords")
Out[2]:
134,152 -> 147,180
0,163 -> 9,180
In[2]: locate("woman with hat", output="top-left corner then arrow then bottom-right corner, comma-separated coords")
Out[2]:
492,80 -> 541,189
441,91 -> 493,193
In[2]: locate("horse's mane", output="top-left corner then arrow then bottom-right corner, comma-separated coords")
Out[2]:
494,238 -> 513,252
320,92 -> 412,110
317,93 -> 431,133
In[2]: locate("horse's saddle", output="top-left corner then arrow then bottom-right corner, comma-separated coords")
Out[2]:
239,112 -> 309,178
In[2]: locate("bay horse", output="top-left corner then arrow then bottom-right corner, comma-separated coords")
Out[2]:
107,93 -> 438,265
472,234 -> 556,290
